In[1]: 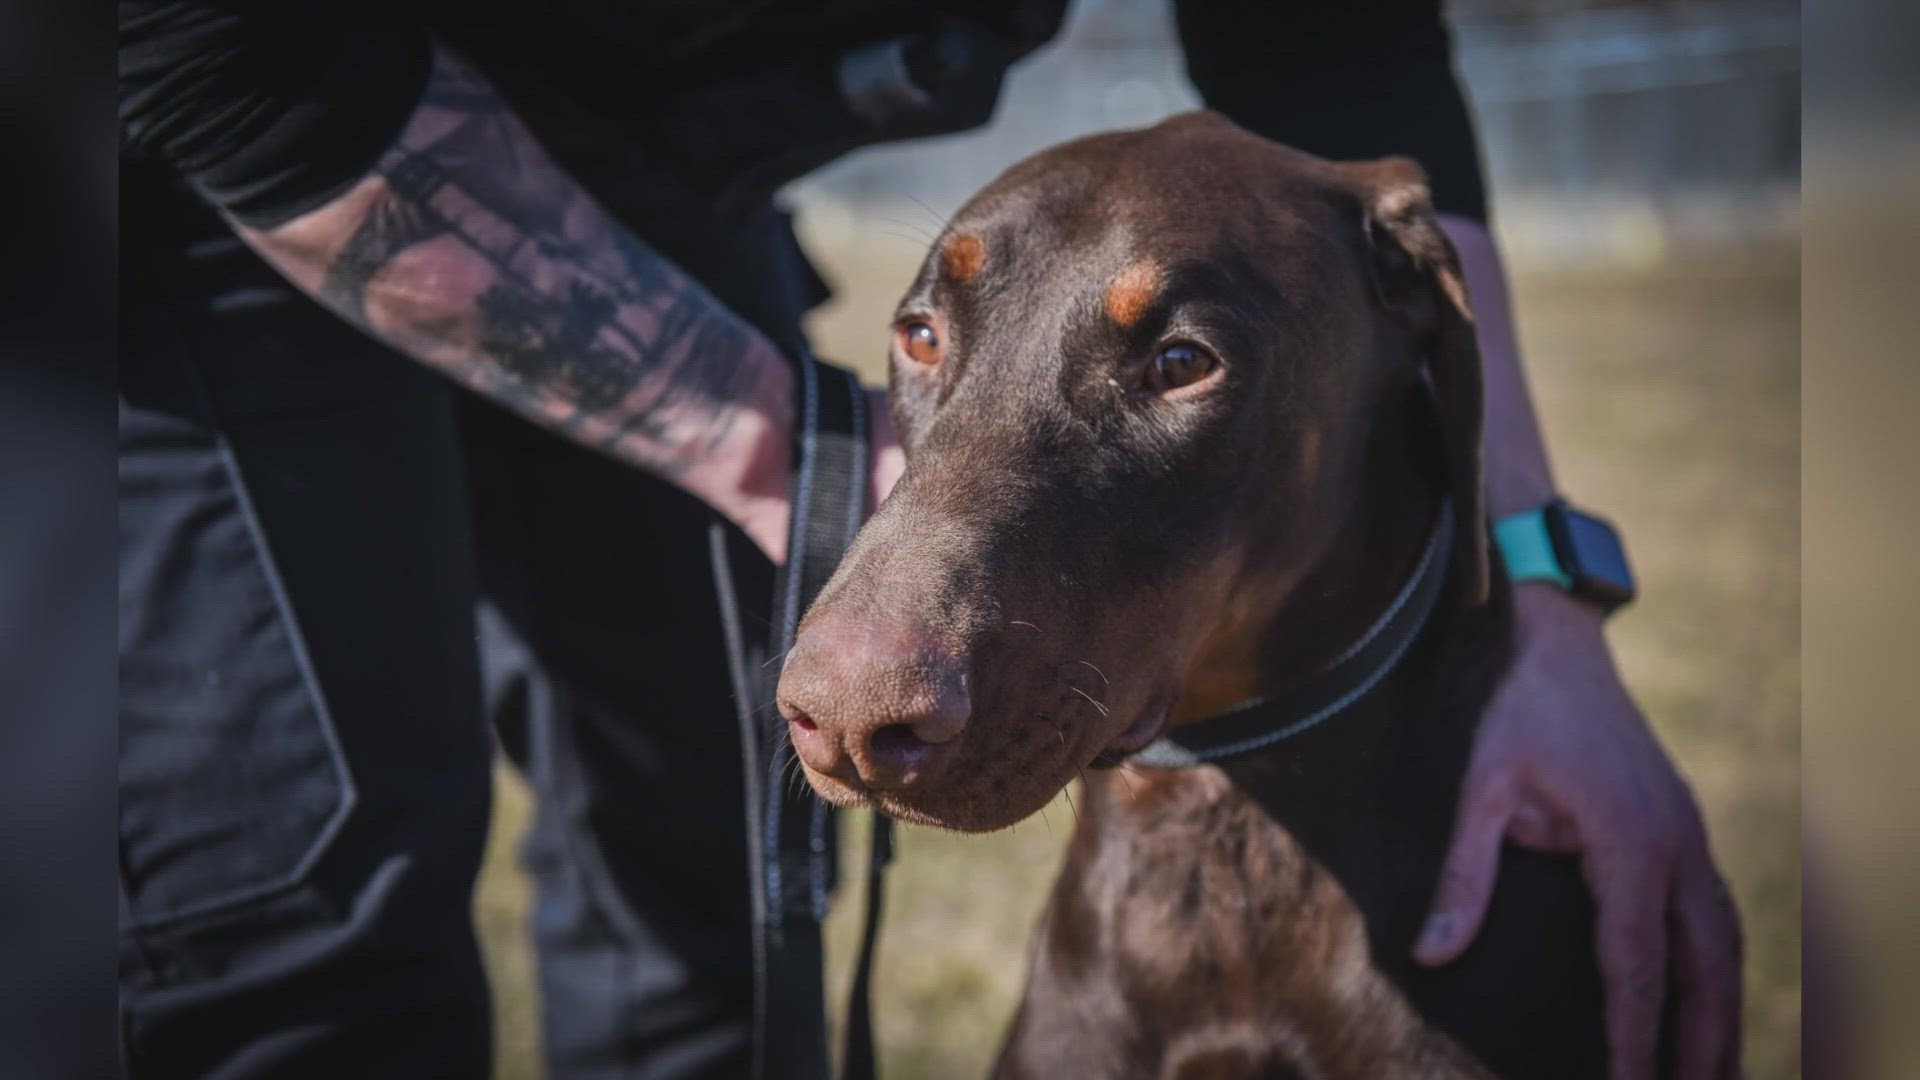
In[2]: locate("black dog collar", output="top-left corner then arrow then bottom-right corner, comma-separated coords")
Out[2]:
1131,499 -> 1455,768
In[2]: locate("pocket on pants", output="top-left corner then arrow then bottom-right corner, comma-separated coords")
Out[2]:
119,403 -> 355,931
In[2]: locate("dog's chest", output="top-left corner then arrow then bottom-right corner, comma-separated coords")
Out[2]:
1014,769 -> 1491,1080
1088,770 -> 1377,1019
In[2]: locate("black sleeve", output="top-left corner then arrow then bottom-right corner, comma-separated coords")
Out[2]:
1173,0 -> 1488,222
119,3 -> 432,228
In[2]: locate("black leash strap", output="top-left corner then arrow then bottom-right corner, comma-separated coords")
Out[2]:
839,809 -> 892,1080
713,348 -> 892,1080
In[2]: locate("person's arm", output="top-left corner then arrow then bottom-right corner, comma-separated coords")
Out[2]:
1171,4 -> 1742,1078
241,45 -> 801,559
119,7 -> 846,560
1436,219 -> 1555,517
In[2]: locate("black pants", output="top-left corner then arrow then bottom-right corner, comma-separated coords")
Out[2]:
119,178 -> 785,1079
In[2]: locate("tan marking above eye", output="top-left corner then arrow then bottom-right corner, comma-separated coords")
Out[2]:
898,321 -> 943,367
1103,261 -> 1165,328
941,233 -> 985,283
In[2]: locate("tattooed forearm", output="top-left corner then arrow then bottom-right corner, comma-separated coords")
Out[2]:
242,41 -> 791,500
319,159 -> 451,323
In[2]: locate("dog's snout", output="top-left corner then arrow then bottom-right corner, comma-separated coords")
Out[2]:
777,610 -> 970,791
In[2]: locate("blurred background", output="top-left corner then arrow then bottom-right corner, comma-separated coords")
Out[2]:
476,0 -> 1802,1076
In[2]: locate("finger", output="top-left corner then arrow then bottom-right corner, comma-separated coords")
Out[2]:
1414,772 -> 1513,966
1591,852 -> 1672,1080
1672,866 -> 1744,1080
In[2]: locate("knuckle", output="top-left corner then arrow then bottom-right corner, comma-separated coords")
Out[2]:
1466,780 -> 1514,822
1593,832 -> 1665,881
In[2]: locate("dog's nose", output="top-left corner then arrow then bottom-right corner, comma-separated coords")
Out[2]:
776,610 -> 970,791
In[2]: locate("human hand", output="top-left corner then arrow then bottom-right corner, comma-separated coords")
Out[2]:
731,384 -> 904,564
1415,583 -> 1744,1080
867,386 -> 906,508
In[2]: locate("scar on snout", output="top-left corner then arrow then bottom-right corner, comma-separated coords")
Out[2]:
941,233 -> 986,283
1103,261 -> 1164,327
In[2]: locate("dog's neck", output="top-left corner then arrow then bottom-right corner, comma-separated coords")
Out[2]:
1174,374 -> 1450,726
1090,376 -> 1510,945
1098,374 -> 1497,880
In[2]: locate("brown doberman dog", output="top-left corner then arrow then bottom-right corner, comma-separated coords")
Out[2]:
776,112 -> 1607,1079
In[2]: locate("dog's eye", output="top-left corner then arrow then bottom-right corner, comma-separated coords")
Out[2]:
898,322 -> 943,367
1144,343 -> 1217,392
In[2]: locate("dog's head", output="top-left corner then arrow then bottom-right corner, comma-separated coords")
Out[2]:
776,112 -> 1485,831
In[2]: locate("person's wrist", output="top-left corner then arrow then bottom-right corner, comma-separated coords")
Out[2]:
668,341 -> 796,562
1486,471 -> 1560,521
1511,579 -> 1611,651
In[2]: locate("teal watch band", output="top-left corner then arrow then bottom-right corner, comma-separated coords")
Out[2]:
1493,507 -> 1573,589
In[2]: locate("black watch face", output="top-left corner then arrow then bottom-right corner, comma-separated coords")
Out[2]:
1548,505 -> 1636,605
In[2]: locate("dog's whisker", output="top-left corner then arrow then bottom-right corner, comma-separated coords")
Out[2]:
873,222 -> 941,248
870,227 -> 940,253
1077,660 -> 1109,685
761,648 -> 791,670
903,193 -> 953,232
876,238 -> 936,256
873,214 -> 940,241
871,237 -> 937,258
1009,620 -> 1041,634
1070,686 -> 1110,717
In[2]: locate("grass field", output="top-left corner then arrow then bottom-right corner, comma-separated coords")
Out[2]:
475,226 -> 1800,1079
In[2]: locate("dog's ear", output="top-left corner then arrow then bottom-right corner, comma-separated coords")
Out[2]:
1346,157 -> 1490,606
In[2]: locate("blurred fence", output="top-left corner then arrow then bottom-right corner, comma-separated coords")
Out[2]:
787,0 -> 1800,264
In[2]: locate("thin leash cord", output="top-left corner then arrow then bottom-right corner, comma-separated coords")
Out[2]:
840,810 -> 890,1080
709,522 -> 772,1080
